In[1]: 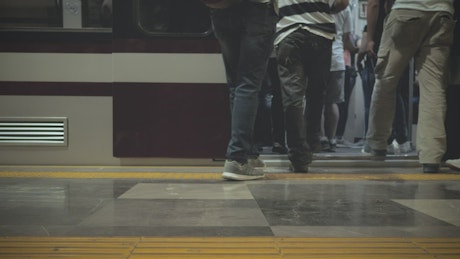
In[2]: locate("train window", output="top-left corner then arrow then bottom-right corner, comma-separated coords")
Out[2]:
0,0 -> 61,28
135,0 -> 212,37
0,0 -> 112,31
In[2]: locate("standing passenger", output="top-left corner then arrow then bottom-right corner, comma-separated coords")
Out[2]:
203,0 -> 278,180
359,0 -> 411,155
366,0 -> 455,173
275,0 -> 348,172
320,6 -> 355,152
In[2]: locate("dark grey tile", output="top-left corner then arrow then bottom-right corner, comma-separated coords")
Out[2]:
257,199 -> 453,226
248,182 -> 460,201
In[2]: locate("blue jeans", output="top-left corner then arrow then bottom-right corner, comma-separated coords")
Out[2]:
276,29 -> 332,166
211,2 -> 277,162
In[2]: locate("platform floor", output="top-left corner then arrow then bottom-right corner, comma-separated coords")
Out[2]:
1,154 -> 460,258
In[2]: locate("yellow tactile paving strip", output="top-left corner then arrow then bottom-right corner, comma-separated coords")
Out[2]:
0,171 -> 460,181
0,237 -> 459,258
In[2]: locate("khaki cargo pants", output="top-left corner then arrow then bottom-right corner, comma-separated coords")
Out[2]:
367,8 -> 455,164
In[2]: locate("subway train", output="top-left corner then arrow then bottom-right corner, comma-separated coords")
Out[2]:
0,0 -> 235,165
0,0 -> 429,167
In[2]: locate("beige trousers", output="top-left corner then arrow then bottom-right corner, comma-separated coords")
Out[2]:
367,9 -> 455,164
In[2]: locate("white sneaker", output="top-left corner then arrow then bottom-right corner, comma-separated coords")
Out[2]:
361,144 -> 371,154
222,160 -> 265,181
398,141 -> 412,154
248,157 -> 265,168
445,159 -> 460,172
387,143 -> 395,154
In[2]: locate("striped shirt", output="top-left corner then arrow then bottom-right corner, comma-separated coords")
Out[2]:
275,0 -> 336,45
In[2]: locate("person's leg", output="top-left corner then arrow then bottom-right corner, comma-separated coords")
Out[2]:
444,83 -> 460,160
304,35 -> 332,154
323,71 -> 345,151
213,3 -> 277,163
392,89 -> 409,144
336,65 -> 356,140
416,11 -> 453,166
366,10 -> 420,153
267,58 -> 287,153
361,58 -> 376,135
277,30 -> 310,170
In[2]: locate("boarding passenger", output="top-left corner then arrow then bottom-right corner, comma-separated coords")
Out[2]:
336,32 -> 359,146
365,0 -> 455,173
275,0 -> 349,172
359,0 -> 411,154
320,6 -> 356,152
255,56 -> 288,154
203,0 -> 278,180
267,57 -> 288,154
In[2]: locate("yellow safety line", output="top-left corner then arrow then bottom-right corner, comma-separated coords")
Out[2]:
0,171 -> 460,181
0,237 -> 459,258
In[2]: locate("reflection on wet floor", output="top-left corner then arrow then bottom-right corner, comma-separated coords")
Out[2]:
0,173 -> 459,237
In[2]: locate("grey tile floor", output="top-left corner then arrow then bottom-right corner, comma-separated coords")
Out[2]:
0,177 -> 459,237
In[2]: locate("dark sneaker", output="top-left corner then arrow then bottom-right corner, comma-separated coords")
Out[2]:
445,159 -> 460,171
320,138 -> 330,151
289,163 -> 309,173
272,142 -> 287,154
423,163 -> 440,174
222,160 -> 265,181
371,149 -> 387,161
329,139 -> 337,152
362,143 -> 386,160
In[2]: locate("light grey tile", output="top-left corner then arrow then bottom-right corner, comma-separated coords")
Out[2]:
80,200 -> 269,227
393,199 -> 460,226
118,183 -> 254,200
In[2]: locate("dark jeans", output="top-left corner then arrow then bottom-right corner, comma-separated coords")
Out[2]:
276,29 -> 332,166
267,57 -> 286,146
337,65 -> 357,137
444,84 -> 460,160
360,57 -> 376,134
211,2 -> 277,162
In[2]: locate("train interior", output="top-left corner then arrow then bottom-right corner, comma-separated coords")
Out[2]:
0,0 -> 459,258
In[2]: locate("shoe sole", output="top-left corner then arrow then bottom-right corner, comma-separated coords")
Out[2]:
289,165 -> 309,173
222,172 -> 265,181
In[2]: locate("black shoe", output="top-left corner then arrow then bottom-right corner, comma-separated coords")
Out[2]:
329,139 -> 337,152
289,164 -> 309,173
423,164 -> 440,174
320,139 -> 330,151
272,143 -> 287,154
371,149 -> 387,161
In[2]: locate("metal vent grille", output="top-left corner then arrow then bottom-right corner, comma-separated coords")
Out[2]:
0,117 -> 68,146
